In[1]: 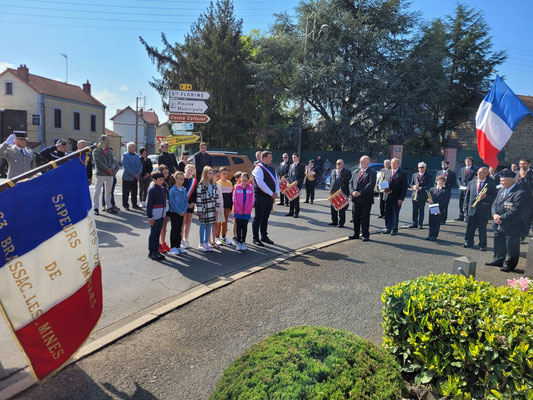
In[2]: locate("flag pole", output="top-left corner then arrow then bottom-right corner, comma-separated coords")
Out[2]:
0,145 -> 96,193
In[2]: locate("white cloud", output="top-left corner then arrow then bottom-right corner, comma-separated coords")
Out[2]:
120,85 -> 128,91
93,89 -> 119,106
0,62 -> 15,73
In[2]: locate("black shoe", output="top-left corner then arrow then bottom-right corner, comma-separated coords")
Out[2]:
390,231 -> 397,236
277,203 -> 284,206
429,237 -> 437,242
418,225 -> 424,229
350,219 -> 354,223
310,201 -> 313,204
378,215 -> 384,219
328,222 -> 337,226
261,237 -> 274,245
253,238 -> 265,247
382,230 -> 391,234
132,205 -> 142,210
485,260 -> 503,267
441,221 -> 446,225
285,213 -> 294,217
408,224 -> 418,229
123,206 -> 130,211
462,243 -> 473,248
337,224 -> 344,228
454,217 -> 464,222
156,253 -> 166,261
304,200 -> 309,203
361,237 -> 369,242
479,247 -> 487,252
500,265 -> 515,273
293,214 -> 299,218
106,209 -> 118,214
348,235 -> 359,240
425,236 -> 431,240
112,206 -> 120,211
94,209 -> 99,215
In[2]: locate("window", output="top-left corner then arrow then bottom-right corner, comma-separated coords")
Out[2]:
73,112 -> 80,130
54,108 -> 62,128
232,157 -> 245,165
211,155 -> 230,166
4,81 -> 13,95
90,114 -> 96,132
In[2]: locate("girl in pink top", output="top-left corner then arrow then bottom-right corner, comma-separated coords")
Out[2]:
232,172 -> 255,251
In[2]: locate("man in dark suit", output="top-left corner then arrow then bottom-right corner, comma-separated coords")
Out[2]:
456,157 -> 477,221
192,142 -> 212,180
328,159 -> 352,227
516,158 -> 533,241
486,169 -> 526,272
348,155 -> 377,241
286,153 -> 305,218
383,158 -> 408,235
278,153 -> 291,206
409,162 -> 432,229
463,167 -> 497,251
435,160 -> 457,225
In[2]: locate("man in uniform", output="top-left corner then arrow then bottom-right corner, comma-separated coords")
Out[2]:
383,158 -> 408,235
252,151 -> 279,247
278,153 -> 291,206
328,159 -> 351,227
516,158 -> 533,241
409,162 -> 432,229
463,167 -> 497,251
348,155 -> 377,241
0,131 -> 36,179
486,169 -> 526,272
456,157 -> 477,221
436,160 -> 457,224
286,153 -> 305,218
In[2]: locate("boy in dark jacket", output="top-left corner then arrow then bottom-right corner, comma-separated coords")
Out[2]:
146,171 -> 168,260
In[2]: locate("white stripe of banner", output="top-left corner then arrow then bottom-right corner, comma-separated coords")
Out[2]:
475,100 -> 513,151
0,214 -> 99,330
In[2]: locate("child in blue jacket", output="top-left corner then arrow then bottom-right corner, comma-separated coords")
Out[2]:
168,171 -> 188,255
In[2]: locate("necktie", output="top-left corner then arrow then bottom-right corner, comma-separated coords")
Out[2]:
477,181 -> 481,194
358,170 -> 364,183
20,149 -> 24,156
390,171 -> 395,182
436,188 -> 439,195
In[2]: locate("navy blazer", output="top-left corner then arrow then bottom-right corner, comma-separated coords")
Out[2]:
428,186 -> 448,211
463,178 -> 497,218
491,185 -> 526,235
411,172 -> 432,202
349,167 -> 377,204
387,169 -> 408,202
330,168 -> 351,196
289,162 -> 306,188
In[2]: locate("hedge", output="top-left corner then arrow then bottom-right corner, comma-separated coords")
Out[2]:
210,326 -> 405,400
382,273 -> 533,399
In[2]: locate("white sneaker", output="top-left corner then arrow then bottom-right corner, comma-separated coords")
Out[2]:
182,239 -> 190,249
141,201 -> 146,207
170,247 -> 180,255
215,237 -> 223,246
241,243 -> 247,251
199,243 -> 207,251
206,243 -> 214,252
236,243 -> 242,251
179,247 -> 187,254
224,237 -> 232,245
231,238 -> 238,246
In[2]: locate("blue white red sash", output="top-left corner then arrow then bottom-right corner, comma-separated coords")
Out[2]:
186,178 -> 197,201
259,162 -> 277,184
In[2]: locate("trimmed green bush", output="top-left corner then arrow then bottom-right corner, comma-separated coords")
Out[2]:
382,273 -> 533,399
211,326 -> 404,400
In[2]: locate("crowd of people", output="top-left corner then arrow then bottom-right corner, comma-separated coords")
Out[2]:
1,131 -> 531,273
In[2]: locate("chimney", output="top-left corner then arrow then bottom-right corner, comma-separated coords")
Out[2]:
17,64 -> 29,81
82,80 -> 91,95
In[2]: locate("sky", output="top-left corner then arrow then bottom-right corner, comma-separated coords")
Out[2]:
1,0 -> 532,130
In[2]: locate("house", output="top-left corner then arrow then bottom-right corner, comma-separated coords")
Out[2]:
0,64 -> 105,149
450,93 -> 533,165
104,128 -> 123,163
110,107 -> 159,154
155,122 -> 172,153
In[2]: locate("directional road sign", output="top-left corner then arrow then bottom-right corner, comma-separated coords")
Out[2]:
169,99 -> 209,114
169,90 -> 211,100
172,122 -> 194,131
164,134 -> 200,146
172,131 -> 193,136
169,113 -> 211,123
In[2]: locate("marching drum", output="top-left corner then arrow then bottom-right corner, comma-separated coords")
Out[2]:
285,181 -> 301,201
328,189 -> 349,211
279,176 -> 289,194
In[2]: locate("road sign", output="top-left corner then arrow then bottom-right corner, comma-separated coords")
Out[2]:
169,99 -> 208,114
172,122 -> 194,131
169,113 -> 211,123
172,130 -> 193,136
164,134 -> 200,146
169,90 -> 211,100
179,83 -> 192,90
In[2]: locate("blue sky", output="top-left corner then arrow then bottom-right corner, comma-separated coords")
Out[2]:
1,0 -> 532,129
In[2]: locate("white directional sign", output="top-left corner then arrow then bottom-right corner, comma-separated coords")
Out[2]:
172,122 -> 194,131
169,99 -> 209,114
172,130 -> 193,136
169,90 -> 211,100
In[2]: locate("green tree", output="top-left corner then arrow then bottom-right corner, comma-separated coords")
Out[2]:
140,0 -> 256,148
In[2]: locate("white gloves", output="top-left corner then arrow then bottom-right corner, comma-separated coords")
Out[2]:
5,133 -> 15,145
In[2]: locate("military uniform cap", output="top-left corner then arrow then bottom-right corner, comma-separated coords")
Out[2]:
13,131 -> 27,138
499,169 -> 515,178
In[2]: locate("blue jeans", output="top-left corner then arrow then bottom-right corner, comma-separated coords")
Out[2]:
149,218 -> 164,254
199,223 -> 212,244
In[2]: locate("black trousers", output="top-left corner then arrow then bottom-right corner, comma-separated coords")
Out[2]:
168,212 -> 184,249
139,178 -> 150,202
279,192 -> 288,205
236,218 -> 249,243
253,195 -> 273,240
458,190 -> 466,219
305,181 -> 317,202
385,200 -> 402,233
331,205 -> 346,226
412,200 -> 425,226
465,213 -> 489,247
379,193 -> 385,217
289,193 -> 300,215
441,197 -> 449,224
352,201 -> 371,238
428,214 -> 441,239
492,227 -> 520,269
122,179 -> 138,208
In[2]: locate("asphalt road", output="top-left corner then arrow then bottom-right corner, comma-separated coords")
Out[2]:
12,222 -> 528,400
1,186 -> 463,388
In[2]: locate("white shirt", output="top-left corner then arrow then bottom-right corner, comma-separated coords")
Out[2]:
503,183 -> 516,198
252,163 -> 280,196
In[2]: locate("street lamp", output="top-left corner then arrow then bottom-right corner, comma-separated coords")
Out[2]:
59,53 -> 68,83
296,13 -> 329,155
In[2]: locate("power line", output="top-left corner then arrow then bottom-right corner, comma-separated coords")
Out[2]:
0,19 -> 187,31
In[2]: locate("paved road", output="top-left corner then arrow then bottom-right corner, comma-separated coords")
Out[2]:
12,222 -> 527,400
1,186 -> 463,388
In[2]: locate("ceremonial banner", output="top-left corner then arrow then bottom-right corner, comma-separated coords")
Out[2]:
0,156 -> 102,381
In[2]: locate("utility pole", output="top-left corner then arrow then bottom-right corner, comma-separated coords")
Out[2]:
135,96 -> 139,149
59,53 -> 68,83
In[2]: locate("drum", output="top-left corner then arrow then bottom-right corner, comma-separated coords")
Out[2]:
285,181 -> 301,201
328,189 -> 349,211
279,176 -> 289,194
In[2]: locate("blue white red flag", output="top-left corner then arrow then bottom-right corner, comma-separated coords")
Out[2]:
476,76 -> 532,168
0,156 -> 102,381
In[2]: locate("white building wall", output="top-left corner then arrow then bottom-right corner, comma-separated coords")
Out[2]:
111,108 -> 147,147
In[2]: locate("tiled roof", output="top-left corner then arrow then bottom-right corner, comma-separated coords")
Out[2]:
518,95 -> 533,113
142,110 -> 159,125
3,68 -> 105,107
105,128 -> 122,137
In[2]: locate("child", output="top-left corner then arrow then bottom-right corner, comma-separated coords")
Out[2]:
211,169 -> 225,248
158,164 -> 172,253
426,176 -> 448,242
168,171 -> 188,255
216,167 -> 234,245
146,171 -> 168,261
232,172 -> 255,251
231,171 -> 243,246
181,164 -> 197,249
196,166 -> 219,252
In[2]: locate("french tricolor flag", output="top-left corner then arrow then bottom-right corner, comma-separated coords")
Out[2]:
476,76 -> 532,168
0,156 -> 102,381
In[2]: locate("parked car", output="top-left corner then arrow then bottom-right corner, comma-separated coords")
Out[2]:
347,162 -> 385,193
148,154 -> 159,167
208,152 -> 253,181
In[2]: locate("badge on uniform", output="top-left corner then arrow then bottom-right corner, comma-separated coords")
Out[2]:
504,201 -> 513,211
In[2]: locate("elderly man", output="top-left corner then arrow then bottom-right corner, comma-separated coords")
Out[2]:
0,131 -> 36,179
409,162 -> 432,229
456,157 -> 477,221
383,158 -> 408,235
39,138 -> 68,162
122,142 -> 143,210
93,134 -> 117,215
328,159 -> 351,227
377,159 -> 391,218
436,160 -> 457,225
463,167 -> 497,251
192,142 -> 212,180
486,169 -> 526,272
349,156 -> 377,241
77,140 -> 93,185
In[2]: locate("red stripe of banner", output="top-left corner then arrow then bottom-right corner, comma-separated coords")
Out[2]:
476,129 -> 500,169
15,264 -> 103,380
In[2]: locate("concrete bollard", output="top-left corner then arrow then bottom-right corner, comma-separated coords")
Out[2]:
525,238 -> 533,278
452,256 -> 476,278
